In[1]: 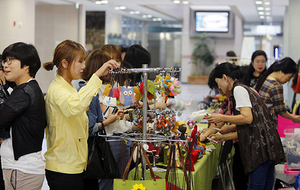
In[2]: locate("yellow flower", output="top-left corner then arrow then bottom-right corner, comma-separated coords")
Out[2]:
132,183 -> 146,190
218,94 -> 226,102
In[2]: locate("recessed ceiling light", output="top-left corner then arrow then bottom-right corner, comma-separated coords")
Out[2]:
157,18 -> 162,21
173,0 -> 180,4
265,12 -> 270,15
115,7 -> 120,10
95,1 -> 102,4
135,11 -> 140,14
260,16 -> 265,19
182,1 -> 189,4
147,15 -> 152,18
255,1 -> 263,4
257,7 -> 264,10
101,0 -> 108,3
153,18 -> 158,21
142,15 -> 147,18
265,2 -> 270,5
119,6 -> 126,10
265,7 -> 270,11
258,12 -> 264,15
129,11 -> 135,14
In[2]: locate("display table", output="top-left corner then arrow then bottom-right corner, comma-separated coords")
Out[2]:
128,142 -> 222,190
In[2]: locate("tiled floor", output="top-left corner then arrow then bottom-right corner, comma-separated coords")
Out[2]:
174,83 -> 211,121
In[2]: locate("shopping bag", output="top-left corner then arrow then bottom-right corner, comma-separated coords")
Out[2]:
114,143 -> 166,190
114,178 -> 166,190
84,129 -> 119,179
166,143 -> 189,190
166,182 -> 183,190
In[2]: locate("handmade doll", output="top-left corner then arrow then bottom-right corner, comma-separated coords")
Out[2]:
189,109 -> 207,122
166,98 -> 193,116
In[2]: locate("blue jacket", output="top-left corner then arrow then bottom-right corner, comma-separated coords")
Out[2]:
78,81 -> 104,136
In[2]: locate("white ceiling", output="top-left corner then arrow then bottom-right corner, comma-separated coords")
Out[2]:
36,0 -> 289,23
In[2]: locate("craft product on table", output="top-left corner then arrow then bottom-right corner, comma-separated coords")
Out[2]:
166,98 -> 193,116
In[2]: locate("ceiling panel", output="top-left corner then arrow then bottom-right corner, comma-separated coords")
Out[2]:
36,0 -> 289,23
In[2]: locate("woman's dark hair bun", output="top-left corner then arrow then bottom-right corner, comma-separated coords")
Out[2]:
43,62 -> 54,71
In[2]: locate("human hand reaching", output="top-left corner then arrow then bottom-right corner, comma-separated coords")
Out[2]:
95,60 -> 120,77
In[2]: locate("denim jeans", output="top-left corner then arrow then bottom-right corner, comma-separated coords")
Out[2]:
233,142 -> 248,190
248,160 -> 275,190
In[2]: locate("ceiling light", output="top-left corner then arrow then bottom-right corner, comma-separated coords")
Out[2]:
129,11 -> 135,14
135,11 -> 140,14
265,7 -> 270,11
101,0 -> 108,3
255,1 -> 263,4
258,12 -> 264,15
182,1 -> 189,4
114,7 -> 120,10
260,16 -> 265,19
95,1 -> 102,4
265,2 -> 270,5
142,15 -> 147,18
119,6 -> 126,10
153,18 -> 158,21
147,15 -> 152,18
173,0 -> 180,4
157,18 -> 162,21
257,7 -> 264,10
265,12 -> 270,15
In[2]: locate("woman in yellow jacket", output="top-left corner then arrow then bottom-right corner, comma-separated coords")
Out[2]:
43,40 -> 119,190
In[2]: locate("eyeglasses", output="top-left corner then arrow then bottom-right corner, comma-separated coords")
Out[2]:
1,58 -> 16,67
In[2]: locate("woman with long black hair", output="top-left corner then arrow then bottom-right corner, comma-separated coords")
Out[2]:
255,57 -> 300,124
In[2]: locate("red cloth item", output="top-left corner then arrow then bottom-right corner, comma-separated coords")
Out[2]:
292,65 -> 300,93
186,125 -> 198,171
155,175 -> 183,190
189,125 -> 198,147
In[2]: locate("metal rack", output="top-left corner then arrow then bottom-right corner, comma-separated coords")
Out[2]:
109,64 -> 181,179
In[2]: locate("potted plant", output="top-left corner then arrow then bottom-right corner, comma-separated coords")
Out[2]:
188,33 -> 215,84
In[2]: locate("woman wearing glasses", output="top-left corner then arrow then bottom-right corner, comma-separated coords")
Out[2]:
0,42 -> 46,190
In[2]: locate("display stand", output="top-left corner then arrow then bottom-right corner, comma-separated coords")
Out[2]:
109,65 -> 184,181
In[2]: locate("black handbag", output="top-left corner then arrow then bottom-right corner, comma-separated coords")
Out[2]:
84,128 -> 120,179
0,81 -> 8,107
0,82 -> 10,139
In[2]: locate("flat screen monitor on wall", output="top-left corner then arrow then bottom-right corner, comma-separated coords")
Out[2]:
190,9 -> 234,38
195,11 -> 229,33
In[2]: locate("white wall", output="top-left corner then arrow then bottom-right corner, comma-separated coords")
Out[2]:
35,4 -> 81,93
180,8 -> 244,83
0,0 -> 35,51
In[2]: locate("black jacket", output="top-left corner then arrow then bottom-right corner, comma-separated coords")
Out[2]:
0,80 -> 46,160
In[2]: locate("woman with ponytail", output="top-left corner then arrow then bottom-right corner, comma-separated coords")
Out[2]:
207,62 -> 285,190
255,57 -> 300,124
43,40 -> 120,190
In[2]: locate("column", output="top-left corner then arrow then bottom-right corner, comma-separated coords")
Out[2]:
180,5 -> 192,83
283,0 -> 300,107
